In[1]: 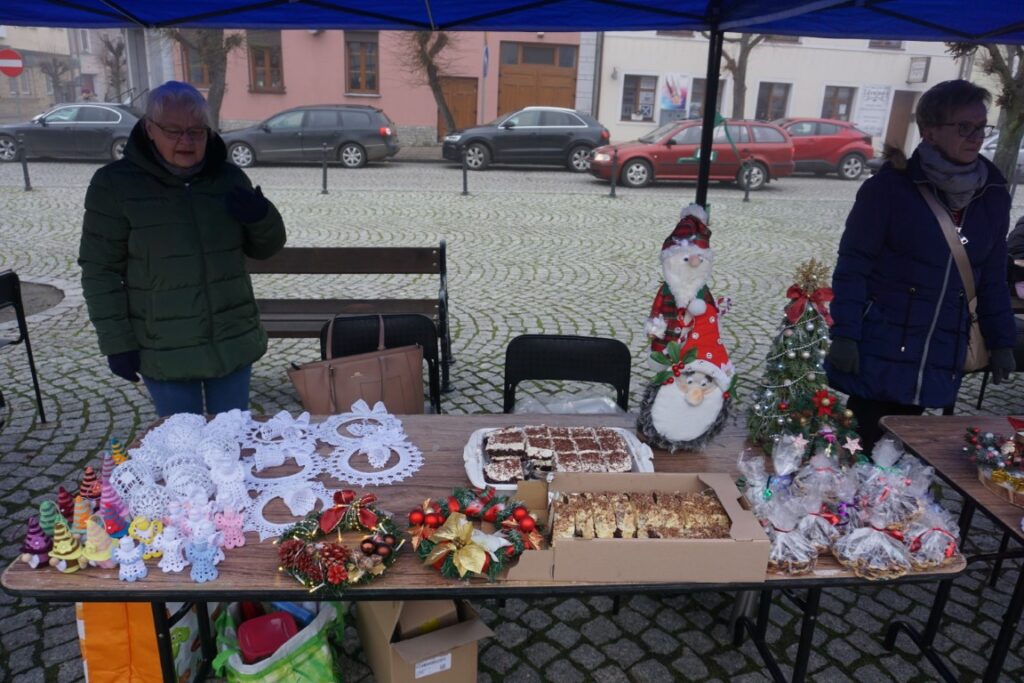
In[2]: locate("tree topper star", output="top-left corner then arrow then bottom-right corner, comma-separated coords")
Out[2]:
843,436 -> 862,455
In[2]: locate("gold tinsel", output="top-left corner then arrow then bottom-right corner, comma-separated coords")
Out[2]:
793,258 -> 831,292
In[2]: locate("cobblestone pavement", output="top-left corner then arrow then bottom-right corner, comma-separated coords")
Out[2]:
2,158 -> 1024,682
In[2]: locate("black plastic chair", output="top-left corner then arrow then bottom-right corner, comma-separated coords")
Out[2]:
502,334 -> 631,414
0,270 -> 46,422
319,314 -> 442,414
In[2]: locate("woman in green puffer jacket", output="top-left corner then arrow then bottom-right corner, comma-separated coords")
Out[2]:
79,81 -> 287,417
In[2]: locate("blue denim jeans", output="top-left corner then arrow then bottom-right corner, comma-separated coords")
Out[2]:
142,365 -> 252,417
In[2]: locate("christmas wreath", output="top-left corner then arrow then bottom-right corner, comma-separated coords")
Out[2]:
408,487 -> 544,581
277,489 -> 402,595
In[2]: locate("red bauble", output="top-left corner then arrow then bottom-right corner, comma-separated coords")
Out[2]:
505,545 -> 517,557
482,504 -> 503,523
446,496 -> 461,513
425,513 -> 441,528
778,401 -> 789,410
408,510 -> 425,526
464,500 -> 483,517
519,517 -> 536,533
512,507 -> 529,522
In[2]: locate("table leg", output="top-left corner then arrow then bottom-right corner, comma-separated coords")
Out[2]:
151,602 -> 178,683
988,531 -> 1012,587
982,559 -> 1024,683
790,587 -> 820,683
732,587 -> 822,683
195,601 -> 216,680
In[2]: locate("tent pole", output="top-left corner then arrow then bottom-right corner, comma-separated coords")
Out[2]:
695,28 -> 724,209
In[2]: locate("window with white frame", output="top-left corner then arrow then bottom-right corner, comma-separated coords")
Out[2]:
689,78 -> 725,119
78,29 -> 91,53
821,86 -> 856,121
621,74 -> 657,122
755,82 -> 790,120
8,72 -> 32,96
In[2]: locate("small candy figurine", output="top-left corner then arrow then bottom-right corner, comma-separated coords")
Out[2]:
114,537 -> 148,582
82,515 -> 117,569
153,526 -> 189,573
186,540 -> 219,583
214,510 -> 245,550
49,520 -> 87,573
128,516 -> 164,560
19,517 -> 52,569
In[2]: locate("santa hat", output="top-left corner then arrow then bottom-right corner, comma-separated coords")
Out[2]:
662,206 -> 712,257
678,306 -> 734,392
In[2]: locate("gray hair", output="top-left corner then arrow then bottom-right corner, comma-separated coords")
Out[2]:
146,81 -> 212,127
915,79 -> 991,131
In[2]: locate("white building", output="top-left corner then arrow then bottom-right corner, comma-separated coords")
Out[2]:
596,32 -> 969,154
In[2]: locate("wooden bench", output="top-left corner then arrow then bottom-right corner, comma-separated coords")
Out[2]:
247,242 -> 452,390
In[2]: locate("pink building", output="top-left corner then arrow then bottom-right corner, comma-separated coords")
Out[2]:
174,30 -> 584,144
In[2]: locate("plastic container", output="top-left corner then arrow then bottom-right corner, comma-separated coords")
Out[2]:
237,611 -> 298,664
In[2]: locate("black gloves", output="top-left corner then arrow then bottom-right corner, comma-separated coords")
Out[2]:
827,337 -> 860,375
108,350 -> 140,382
989,347 -> 1015,385
226,185 -> 269,224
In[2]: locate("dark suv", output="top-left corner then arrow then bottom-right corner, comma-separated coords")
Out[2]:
221,105 -> 399,168
442,106 -> 610,172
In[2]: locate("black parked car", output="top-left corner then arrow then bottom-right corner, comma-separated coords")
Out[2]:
221,105 -> 400,168
0,103 -> 141,162
442,106 -> 610,171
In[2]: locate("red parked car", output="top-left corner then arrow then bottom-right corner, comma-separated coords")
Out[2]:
774,117 -> 875,180
588,119 -> 794,190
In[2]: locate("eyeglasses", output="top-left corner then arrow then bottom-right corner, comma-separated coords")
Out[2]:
940,121 -> 996,139
148,119 -> 209,141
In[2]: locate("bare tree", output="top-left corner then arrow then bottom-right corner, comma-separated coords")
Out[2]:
39,57 -> 72,103
395,31 -> 459,136
164,29 -> 245,129
947,43 -> 1024,183
720,34 -> 767,119
100,34 -> 127,101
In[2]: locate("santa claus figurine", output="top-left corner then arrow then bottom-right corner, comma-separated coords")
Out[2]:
645,204 -> 716,361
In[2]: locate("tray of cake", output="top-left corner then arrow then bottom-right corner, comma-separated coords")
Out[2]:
463,425 -> 654,491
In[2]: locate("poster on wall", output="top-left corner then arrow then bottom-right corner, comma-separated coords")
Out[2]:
659,73 -> 691,125
855,85 -> 892,138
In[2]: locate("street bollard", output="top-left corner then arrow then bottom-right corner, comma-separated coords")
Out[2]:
17,133 -> 31,192
320,143 -> 329,195
461,148 -> 469,196
608,148 -> 618,198
743,159 -> 751,203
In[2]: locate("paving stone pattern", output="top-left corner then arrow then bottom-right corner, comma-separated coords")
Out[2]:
1,159 -> 1023,682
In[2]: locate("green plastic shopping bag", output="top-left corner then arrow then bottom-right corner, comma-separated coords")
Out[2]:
213,602 -> 344,682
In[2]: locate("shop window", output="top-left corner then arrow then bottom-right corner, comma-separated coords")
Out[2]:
558,46 -> 576,68
755,82 -> 791,120
689,77 -> 725,119
346,30 -> 378,94
621,75 -> 657,122
182,45 -> 210,88
821,86 -> 856,121
8,71 -> 32,96
868,39 -> 903,50
248,30 -> 284,93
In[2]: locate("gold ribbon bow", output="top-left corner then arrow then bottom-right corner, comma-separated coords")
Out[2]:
422,513 -> 487,577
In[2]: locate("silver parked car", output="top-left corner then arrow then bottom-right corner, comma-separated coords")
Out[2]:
981,133 -> 1024,181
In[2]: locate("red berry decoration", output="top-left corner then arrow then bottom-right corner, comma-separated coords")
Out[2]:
446,496 -> 461,513
519,516 -> 537,533
383,534 -> 396,546
360,539 -> 377,555
482,506 -> 500,523
375,543 -> 392,558
512,507 -> 529,522
408,510 -> 425,527
425,513 -> 440,528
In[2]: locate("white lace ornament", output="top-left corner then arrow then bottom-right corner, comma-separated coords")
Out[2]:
317,401 -> 423,486
198,433 -> 241,469
110,461 -> 156,503
244,481 -> 332,541
153,527 -> 189,573
114,537 -> 148,582
127,484 -> 172,521
166,465 -> 215,501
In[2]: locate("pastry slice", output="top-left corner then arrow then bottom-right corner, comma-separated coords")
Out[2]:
576,493 -> 596,539
612,493 -> 636,538
550,498 -> 576,542
593,494 -> 617,538
631,493 -> 655,538
656,492 -> 683,538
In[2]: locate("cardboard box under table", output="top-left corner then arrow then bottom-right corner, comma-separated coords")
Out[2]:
507,472 -> 771,583
356,599 -> 492,683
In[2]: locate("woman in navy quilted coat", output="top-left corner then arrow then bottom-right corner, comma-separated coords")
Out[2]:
826,80 -> 1016,451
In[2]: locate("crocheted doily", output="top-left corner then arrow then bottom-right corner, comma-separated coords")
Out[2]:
317,401 -> 423,486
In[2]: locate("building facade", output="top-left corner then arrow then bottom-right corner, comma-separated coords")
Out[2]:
0,26 -> 74,121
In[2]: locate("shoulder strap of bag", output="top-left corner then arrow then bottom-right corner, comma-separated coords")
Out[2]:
916,184 -> 976,301
325,314 -> 388,358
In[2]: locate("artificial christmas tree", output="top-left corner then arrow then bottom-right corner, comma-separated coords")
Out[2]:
747,260 -> 860,464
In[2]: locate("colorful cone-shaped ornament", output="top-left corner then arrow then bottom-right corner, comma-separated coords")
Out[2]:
49,520 -> 87,573
72,495 -> 92,537
100,450 -> 115,483
56,486 -> 76,524
101,500 -> 129,539
38,501 -> 63,538
109,438 -> 128,465
79,466 -> 101,502
19,517 -> 52,569
100,480 -> 129,522
82,515 -> 117,569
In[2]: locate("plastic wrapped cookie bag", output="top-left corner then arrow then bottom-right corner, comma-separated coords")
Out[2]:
832,472 -> 862,533
832,511 -> 912,580
905,505 -> 962,571
769,435 -> 804,497
738,452 -> 772,517
795,493 -> 840,553
765,498 -> 818,575
794,449 -> 843,502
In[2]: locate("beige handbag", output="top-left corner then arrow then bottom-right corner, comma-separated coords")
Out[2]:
287,316 -> 425,415
917,185 -> 989,372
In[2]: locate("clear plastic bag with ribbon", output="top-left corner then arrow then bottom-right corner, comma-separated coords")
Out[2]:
765,498 -> 818,575
833,510 -> 913,580
905,504 -> 962,571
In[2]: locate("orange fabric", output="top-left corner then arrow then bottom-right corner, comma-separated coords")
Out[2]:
78,602 -> 162,683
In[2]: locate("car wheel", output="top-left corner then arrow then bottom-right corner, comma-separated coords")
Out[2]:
838,153 -> 865,180
464,142 -> 491,170
340,143 -> 367,168
567,145 -> 593,172
621,159 -> 653,188
110,138 -> 127,160
737,162 -> 767,191
229,142 -> 255,168
0,135 -> 17,162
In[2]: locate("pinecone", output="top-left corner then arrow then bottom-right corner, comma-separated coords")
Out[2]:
319,542 -> 351,568
327,563 -> 348,585
278,539 -> 305,568
294,546 -> 324,583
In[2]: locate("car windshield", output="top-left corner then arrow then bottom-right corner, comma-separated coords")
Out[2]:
638,122 -> 680,143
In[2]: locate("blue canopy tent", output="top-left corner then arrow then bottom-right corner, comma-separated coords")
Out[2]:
1,0 -> 1022,204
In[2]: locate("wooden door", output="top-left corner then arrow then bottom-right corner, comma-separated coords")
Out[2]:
497,42 -> 577,116
437,77 -> 478,141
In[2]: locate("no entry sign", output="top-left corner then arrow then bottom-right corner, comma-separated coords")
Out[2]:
0,49 -> 24,78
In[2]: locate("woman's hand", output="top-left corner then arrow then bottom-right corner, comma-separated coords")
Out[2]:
827,337 -> 860,375
107,350 -> 140,382
989,348 -> 1015,384
226,185 -> 269,224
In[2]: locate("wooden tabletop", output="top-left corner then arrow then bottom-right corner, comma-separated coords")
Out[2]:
2,414 -> 961,602
882,414 -> 1024,544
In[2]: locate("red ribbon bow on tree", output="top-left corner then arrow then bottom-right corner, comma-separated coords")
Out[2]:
319,490 -> 379,534
785,285 -> 834,327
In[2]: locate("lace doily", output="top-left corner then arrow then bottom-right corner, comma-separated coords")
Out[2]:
244,481 -> 333,541
317,401 -> 422,486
